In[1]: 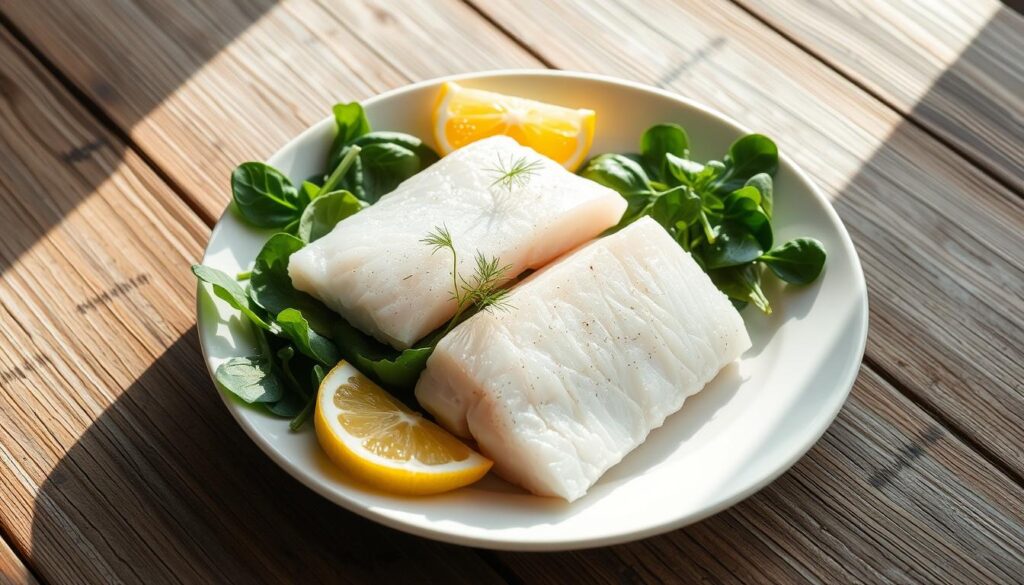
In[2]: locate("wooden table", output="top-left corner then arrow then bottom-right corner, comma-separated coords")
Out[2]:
0,0 -> 1021,582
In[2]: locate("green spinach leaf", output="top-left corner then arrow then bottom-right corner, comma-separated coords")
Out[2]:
760,238 -> 827,284
333,319 -> 434,394
249,233 -> 335,335
713,134 -> 778,193
358,142 -> 422,203
231,162 -> 306,228
335,133 -> 441,203
301,180 -> 321,202
354,131 -> 439,167
579,154 -> 655,223
745,173 -> 773,219
276,308 -> 341,366
650,186 -> 702,235
641,123 -> 689,181
326,102 -> 371,173
710,264 -> 772,314
666,153 -> 706,187
215,356 -> 283,403
701,222 -> 764,269
192,264 -> 276,332
723,187 -> 772,250
298,190 -> 363,242
289,364 -> 325,431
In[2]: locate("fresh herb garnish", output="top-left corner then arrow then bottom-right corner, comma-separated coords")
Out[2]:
580,125 -> 826,313
422,225 -> 513,336
486,154 -> 543,190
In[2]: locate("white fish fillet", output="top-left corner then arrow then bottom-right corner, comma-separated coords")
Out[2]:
415,217 -> 751,501
288,136 -> 626,349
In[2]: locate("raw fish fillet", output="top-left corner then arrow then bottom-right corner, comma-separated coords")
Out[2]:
288,136 -> 626,349
415,217 -> 751,501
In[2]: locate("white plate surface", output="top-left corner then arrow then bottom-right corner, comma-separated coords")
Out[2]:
197,71 -> 868,551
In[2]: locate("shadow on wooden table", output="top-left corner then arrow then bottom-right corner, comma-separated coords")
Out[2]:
0,0 -> 284,276
27,327 -> 501,584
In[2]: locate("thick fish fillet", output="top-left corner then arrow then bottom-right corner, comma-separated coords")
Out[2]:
415,217 -> 751,501
288,136 -> 626,349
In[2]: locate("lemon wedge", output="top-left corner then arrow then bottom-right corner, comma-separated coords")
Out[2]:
432,81 -> 596,171
314,361 -> 492,495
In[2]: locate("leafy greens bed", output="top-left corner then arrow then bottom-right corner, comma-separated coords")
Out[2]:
581,124 -> 825,314
195,105 -> 825,430
195,103 -> 441,429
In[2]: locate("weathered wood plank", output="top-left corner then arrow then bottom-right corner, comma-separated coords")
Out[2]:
0,0 -> 537,222
734,0 -> 1024,193
0,538 -> 35,585
3,0 -> 1023,581
468,0 -> 1024,477
495,368 -> 1024,584
0,27 -> 503,585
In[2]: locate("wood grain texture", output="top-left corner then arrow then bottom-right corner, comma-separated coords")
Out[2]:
0,0 -> 538,223
496,368 -> 1024,584
0,539 -> 35,585
0,27 -> 502,585
468,0 -> 1024,478
1,0 -> 1023,582
734,0 -> 1024,193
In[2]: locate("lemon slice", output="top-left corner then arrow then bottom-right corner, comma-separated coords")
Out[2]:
314,361 -> 492,495
432,81 -> 596,171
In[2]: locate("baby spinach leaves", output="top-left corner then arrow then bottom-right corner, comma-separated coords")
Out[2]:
230,101 -> 438,230
327,108 -> 440,204
760,238 -> 827,284
214,356 -> 283,404
579,154 -> 655,226
640,123 -> 689,179
276,308 -> 341,366
297,190 -> 363,243
710,264 -> 771,314
327,102 -> 371,168
711,134 -> 779,194
191,264 -> 276,332
332,319 -> 434,394
703,222 -> 764,269
231,163 -> 307,228
199,99 -> 445,426
334,132 -> 440,203
580,125 -> 826,313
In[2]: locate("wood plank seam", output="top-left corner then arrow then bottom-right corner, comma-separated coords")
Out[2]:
726,0 -> 1024,199
864,354 -> 1024,488
460,0 -> 557,68
0,12 -> 217,226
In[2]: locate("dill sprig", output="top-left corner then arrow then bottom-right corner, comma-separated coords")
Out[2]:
421,225 -> 513,335
486,154 -> 543,191
461,252 -> 513,311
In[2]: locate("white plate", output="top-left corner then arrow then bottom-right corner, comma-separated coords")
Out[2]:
197,71 -> 867,551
